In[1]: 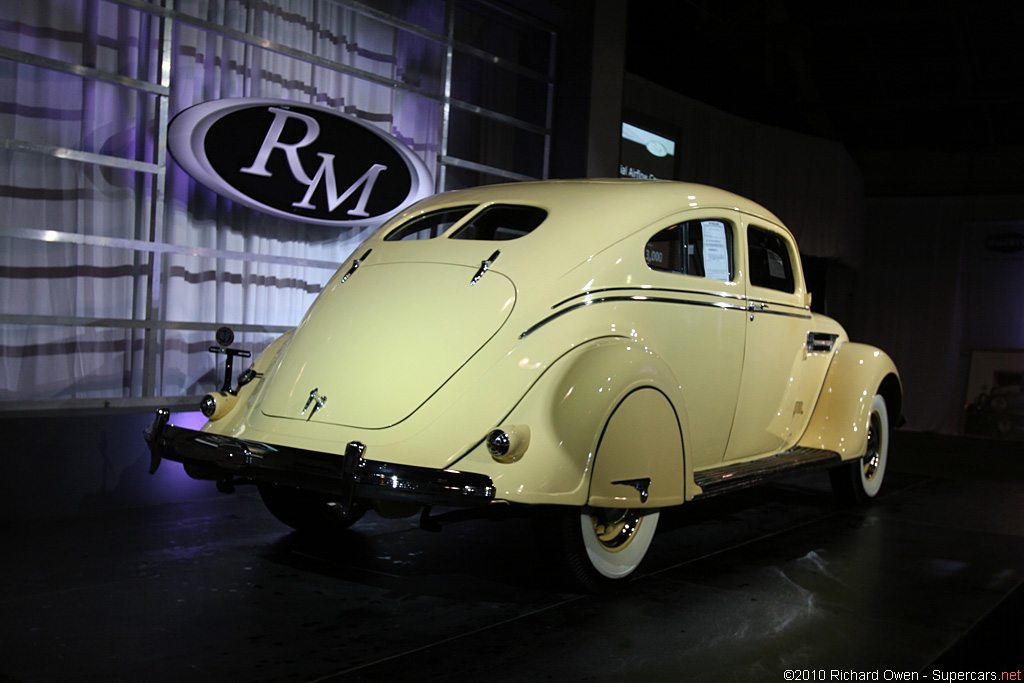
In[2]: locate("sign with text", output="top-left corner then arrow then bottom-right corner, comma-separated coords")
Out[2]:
619,122 -> 675,180
169,98 -> 434,227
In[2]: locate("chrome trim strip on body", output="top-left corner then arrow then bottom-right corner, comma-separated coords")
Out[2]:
519,289 -> 810,339
551,286 -> 747,309
519,294 -> 748,339
747,300 -> 813,320
143,410 -> 496,508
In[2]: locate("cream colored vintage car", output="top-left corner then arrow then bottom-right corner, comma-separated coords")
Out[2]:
146,179 -> 902,591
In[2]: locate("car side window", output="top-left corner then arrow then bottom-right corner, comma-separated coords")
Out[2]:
747,225 -> 795,293
449,205 -> 548,241
384,206 -> 476,241
644,219 -> 734,281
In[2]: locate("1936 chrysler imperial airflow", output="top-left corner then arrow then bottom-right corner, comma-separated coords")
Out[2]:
145,179 -> 902,591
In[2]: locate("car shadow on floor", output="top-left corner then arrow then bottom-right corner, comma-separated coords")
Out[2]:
252,467 -> 895,601
256,509 -> 571,600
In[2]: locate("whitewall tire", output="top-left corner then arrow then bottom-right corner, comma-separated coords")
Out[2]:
581,506 -> 660,580
830,393 -> 890,503
538,505 -> 660,592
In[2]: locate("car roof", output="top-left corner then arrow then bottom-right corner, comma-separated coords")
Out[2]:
385,179 -> 787,244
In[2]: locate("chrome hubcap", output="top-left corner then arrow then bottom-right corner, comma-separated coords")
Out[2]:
863,412 -> 882,481
591,508 -> 643,551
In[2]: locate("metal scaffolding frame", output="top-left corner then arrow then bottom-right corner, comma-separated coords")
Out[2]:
0,0 -> 557,414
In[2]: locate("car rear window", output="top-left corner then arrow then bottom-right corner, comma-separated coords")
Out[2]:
449,205 -> 547,241
384,206 -> 475,241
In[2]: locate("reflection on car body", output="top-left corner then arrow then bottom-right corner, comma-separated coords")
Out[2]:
146,179 -> 902,591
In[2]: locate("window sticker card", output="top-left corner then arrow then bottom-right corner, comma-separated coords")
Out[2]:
701,221 -> 730,281
767,249 -> 786,279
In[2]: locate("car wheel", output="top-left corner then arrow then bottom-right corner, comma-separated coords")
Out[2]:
257,483 -> 366,533
539,505 -> 660,592
830,393 -> 890,504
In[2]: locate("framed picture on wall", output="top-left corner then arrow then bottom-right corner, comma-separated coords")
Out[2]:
964,349 -> 1024,440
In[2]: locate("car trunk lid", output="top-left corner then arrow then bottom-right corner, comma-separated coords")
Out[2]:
260,261 -> 515,428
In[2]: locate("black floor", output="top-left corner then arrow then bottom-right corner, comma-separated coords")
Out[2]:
2,432 -> 1023,682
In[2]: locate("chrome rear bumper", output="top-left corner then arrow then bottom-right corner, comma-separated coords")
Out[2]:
143,409 -> 496,510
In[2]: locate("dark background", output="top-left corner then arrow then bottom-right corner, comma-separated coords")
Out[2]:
627,1 -> 1024,196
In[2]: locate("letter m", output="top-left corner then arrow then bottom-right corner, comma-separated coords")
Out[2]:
291,154 -> 387,218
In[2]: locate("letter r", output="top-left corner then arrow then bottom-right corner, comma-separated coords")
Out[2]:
239,107 -> 320,184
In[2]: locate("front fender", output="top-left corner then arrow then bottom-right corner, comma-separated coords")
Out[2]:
797,342 -> 901,459
456,337 -> 689,506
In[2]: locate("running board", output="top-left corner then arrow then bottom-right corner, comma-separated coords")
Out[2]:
693,447 -> 843,499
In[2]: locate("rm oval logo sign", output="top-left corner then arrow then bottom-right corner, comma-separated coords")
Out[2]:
168,98 -> 433,227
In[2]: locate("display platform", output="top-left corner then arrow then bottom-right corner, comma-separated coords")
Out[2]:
1,432 -> 1022,682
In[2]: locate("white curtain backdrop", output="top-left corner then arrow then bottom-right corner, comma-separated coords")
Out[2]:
1,0 -> 153,400
0,0 -> 445,402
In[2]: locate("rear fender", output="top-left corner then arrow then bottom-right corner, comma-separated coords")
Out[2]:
588,386 -> 686,508
456,337 -> 690,506
797,342 -> 901,460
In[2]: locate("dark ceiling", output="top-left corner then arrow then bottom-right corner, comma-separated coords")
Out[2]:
626,1 -> 1024,195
